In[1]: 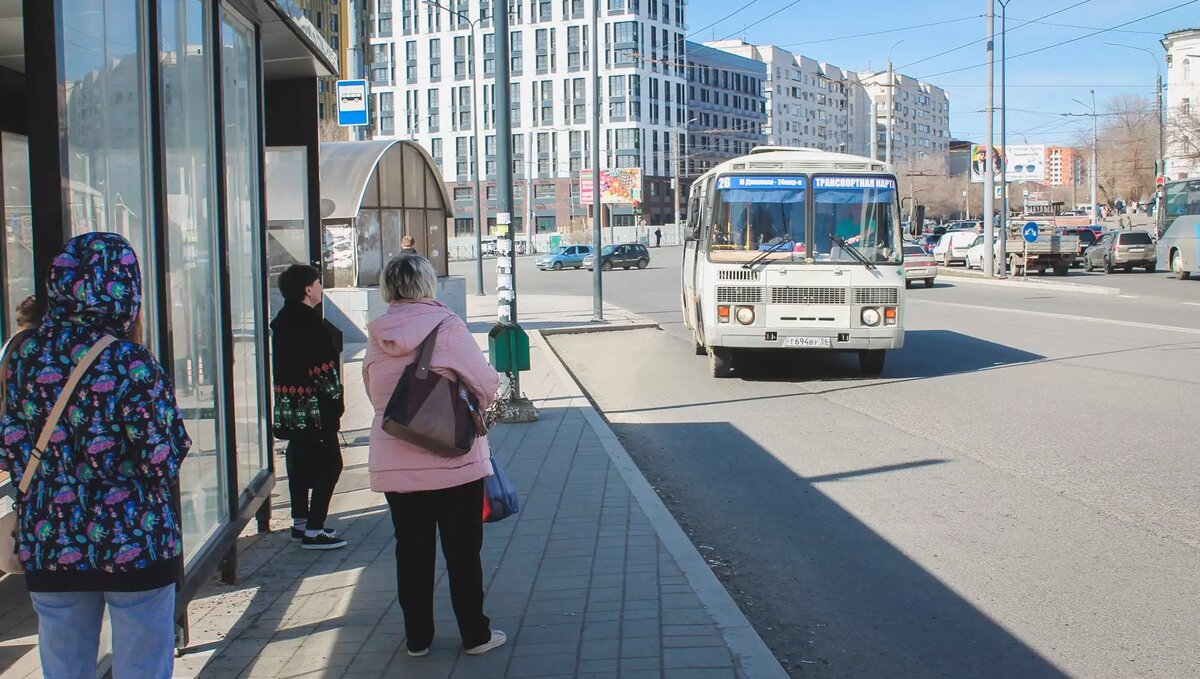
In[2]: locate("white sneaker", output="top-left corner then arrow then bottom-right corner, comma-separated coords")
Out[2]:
465,630 -> 507,656
407,647 -> 429,657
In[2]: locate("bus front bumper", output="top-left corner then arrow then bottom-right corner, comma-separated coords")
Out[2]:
711,327 -> 904,351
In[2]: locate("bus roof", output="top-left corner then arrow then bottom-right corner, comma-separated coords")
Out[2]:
694,147 -> 893,184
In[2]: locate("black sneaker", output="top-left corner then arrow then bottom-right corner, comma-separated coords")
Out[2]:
301,531 -> 347,550
291,527 -> 336,540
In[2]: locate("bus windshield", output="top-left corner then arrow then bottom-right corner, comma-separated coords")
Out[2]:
811,175 -> 901,263
709,176 -> 806,261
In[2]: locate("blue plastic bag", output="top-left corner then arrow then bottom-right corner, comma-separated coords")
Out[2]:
482,457 -> 519,523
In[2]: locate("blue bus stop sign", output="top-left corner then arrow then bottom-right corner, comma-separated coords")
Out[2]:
1022,222 -> 1039,243
336,79 -> 369,126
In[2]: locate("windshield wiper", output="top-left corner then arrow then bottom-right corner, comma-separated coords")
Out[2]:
828,232 -> 877,271
741,238 -> 794,269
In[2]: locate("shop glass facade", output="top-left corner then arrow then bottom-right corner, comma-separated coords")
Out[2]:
2,134 -> 33,335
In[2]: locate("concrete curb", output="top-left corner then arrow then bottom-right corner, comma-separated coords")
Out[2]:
537,330 -> 788,679
938,269 -> 1121,296
539,320 -> 661,336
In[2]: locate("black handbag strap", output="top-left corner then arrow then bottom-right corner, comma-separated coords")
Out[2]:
414,321 -> 443,380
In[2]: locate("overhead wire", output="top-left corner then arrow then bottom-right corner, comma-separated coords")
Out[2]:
896,0 -> 1094,72
776,16 -> 982,47
918,0 -> 1200,79
715,0 -> 805,43
686,0 -> 765,39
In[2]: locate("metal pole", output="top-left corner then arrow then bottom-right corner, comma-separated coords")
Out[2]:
528,131 -> 534,254
983,1 -> 995,276
672,132 -> 680,232
998,0 -> 1009,273
1090,89 -> 1098,223
493,0 -> 519,396
591,0 -> 603,322
469,19 -> 484,295
885,61 -> 894,165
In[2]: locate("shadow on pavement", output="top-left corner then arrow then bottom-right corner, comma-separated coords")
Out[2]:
610,420 -> 1067,678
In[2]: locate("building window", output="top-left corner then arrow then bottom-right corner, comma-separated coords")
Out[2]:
427,89 -> 440,131
536,215 -> 557,233
454,217 -> 474,235
454,186 -> 473,200
483,33 -> 496,75
511,30 -> 523,74
1184,98 -> 1192,117
430,137 -> 443,168
534,183 -> 556,199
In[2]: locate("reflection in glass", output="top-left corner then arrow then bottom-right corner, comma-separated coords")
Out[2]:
265,147 -> 310,316
381,209 -> 403,263
2,134 -> 33,335
222,11 -> 269,495
356,209 -> 382,287
160,0 -> 225,556
62,0 -> 157,342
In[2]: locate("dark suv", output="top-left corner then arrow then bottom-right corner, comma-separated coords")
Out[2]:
583,243 -> 650,271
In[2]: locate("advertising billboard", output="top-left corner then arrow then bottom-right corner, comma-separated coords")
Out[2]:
580,168 -> 642,205
1004,144 -> 1046,184
970,144 -> 1046,183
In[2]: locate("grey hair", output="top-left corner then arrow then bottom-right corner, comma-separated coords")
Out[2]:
381,254 -> 438,302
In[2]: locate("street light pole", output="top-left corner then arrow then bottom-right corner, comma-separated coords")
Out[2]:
426,0 -> 484,295
998,0 -> 1011,273
984,1 -> 996,277
590,0 -> 603,322
1074,93 -> 1098,221
886,40 -> 902,166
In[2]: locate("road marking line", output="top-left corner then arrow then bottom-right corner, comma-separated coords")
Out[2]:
1184,302 -> 1200,307
912,299 -> 1200,335
1119,294 -> 1139,299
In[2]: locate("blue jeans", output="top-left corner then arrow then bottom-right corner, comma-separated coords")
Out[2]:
29,584 -> 175,679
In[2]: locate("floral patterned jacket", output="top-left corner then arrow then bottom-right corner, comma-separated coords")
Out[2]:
0,233 -> 191,592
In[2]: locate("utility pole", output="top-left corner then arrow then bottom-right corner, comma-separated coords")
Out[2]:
1090,90 -> 1098,223
998,0 -> 1011,274
983,1 -> 996,277
491,0 -> 536,420
590,0 -> 603,322
1104,42 -> 1164,214
886,40 -> 902,166
672,133 -> 680,232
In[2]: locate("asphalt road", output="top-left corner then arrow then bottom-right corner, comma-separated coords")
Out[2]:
471,248 -> 1200,677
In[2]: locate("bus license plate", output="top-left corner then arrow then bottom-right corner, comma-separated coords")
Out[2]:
784,337 -> 832,348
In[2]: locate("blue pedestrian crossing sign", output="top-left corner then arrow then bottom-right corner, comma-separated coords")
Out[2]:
336,79 -> 369,126
1022,222 -> 1039,243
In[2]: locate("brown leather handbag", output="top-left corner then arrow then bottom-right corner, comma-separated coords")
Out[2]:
381,322 -> 487,458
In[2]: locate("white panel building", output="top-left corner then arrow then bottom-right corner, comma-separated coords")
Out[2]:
856,71 -> 951,165
1163,28 -> 1200,179
367,0 -> 689,233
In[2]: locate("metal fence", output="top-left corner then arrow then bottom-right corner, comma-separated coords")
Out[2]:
447,223 -> 686,261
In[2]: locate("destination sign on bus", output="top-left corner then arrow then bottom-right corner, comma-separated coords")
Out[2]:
716,176 -> 806,190
812,177 -> 897,190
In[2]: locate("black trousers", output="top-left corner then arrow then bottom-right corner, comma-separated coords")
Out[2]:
284,434 -> 343,531
385,479 -> 490,651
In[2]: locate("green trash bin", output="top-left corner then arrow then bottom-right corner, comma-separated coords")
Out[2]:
549,235 -> 562,251
488,324 -> 531,372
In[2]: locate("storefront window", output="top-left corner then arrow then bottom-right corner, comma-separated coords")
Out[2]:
265,147 -> 310,316
161,0 -> 226,555
2,134 -> 33,336
222,9 -> 269,495
61,0 -> 157,345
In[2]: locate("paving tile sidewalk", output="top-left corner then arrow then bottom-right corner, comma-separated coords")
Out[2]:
174,314 -> 784,678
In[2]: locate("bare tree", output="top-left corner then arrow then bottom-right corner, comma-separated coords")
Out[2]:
898,155 -> 961,221
1086,95 -> 1157,205
1166,103 -> 1200,173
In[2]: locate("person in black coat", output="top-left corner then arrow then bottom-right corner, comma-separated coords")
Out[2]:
271,265 -> 347,550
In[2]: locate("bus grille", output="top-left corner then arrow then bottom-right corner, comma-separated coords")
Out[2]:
718,269 -> 760,281
853,287 -> 899,305
716,287 -> 764,304
769,287 -> 846,305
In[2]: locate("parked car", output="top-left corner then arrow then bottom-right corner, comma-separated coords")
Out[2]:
916,234 -> 940,254
1083,230 -> 1157,273
536,244 -> 592,270
902,244 -> 937,288
1057,227 -> 1098,265
932,231 -> 979,266
583,243 -> 650,271
944,220 -> 982,233
1084,224 -> 1104,238
965,234 -> 993,270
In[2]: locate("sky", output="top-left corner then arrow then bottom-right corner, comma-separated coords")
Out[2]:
686,0 -> 1197,149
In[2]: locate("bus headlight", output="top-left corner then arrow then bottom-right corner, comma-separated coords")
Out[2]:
884,307 -> 897,326
736,306 -> 755,325
717,305 -> 731,323
861,307 -> 881,327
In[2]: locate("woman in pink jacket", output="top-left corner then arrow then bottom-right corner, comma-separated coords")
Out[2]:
364,254 -> 506,658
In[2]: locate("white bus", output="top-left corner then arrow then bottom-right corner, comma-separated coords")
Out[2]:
1156,178 -> 1200,279
682,147 -> 906,378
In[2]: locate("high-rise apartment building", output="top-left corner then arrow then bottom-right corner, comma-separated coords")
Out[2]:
368,0 -> 689,233
1045,146 -> 1082,187
684,41 -> 767,178
856,71 -> 951,165
300,0 -> 374,134
705,40 -> 873,158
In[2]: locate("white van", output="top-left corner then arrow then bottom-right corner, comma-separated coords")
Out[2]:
932,231 -> 979,266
